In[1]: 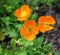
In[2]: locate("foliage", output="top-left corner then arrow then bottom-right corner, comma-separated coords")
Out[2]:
39,0 -> 58,7
0,37 -> 58,55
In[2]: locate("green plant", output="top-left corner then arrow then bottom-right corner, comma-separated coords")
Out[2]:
39,0 -> 57,7
0,37 -> 58,55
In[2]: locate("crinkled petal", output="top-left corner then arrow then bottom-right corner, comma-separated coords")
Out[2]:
24,31 -> 35,41
24,20 -> 36,27
46,16 -> 56,24
20,5 -> 31,11
14,9 -> 20,17
38,16 -> 47,24
20,27 -> 27,36
46,25 -> 54,31
32,26 -> 39,35
17,17 -> 27,21
38,16 -> 56,25
38,24 -> 54,33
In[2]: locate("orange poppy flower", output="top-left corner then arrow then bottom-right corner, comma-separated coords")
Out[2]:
14,5 -> 31,21
20,20 -> 39,41
38,16 -> 56,33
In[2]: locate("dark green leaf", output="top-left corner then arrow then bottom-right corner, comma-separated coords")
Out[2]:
37,36 -> 44,46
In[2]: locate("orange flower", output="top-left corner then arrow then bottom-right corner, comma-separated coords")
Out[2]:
20,20 -> 39,41
14,5 -> 31,21
38,16 -> 56,33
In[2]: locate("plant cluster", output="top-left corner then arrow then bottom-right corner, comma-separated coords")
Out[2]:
0,0 -> 59,55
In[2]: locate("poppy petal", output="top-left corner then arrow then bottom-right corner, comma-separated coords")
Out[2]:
32,26 -> 39,35
24,20 -> 36,27
46,16 -> 56,24
24,31 -> 35,41
14,9 -> 20,17
38,16 -> 47,24
46,25 -> 54,31
20,27 -> 27,36
38,24 -> 47,33
38,24 -> 54,33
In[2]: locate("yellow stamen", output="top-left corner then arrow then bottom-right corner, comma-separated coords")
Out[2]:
20,11 -> 27,17
44,22 -> 49,27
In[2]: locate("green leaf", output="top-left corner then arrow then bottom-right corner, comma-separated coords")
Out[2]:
1,17 -> 10,22
37,36 -> 44,46
31,13 -> 38,21
40,52 -> 45,55
19,38 -> 33,47
15,23 -> 23,30
5,5 -> 12,12
0,32 -> 5,41
43,43 -> 52,52
15,48 -> 27,55
10,38 -> 16,49
9,29 -> 18,37
43,43 -> 52,49
0,46 -> 2,55
3,26 -> 11,35
53,50 -> 60,55
3,49 -> 13,55
1,17 -> 10,26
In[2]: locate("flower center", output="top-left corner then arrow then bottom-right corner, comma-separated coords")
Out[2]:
20,11 -> 27,17
27,27 -> 32,32
28,27 -> 32,31
44,22 -> 49,27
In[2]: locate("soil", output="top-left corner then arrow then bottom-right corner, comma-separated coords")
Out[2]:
36,4 -> 60,53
